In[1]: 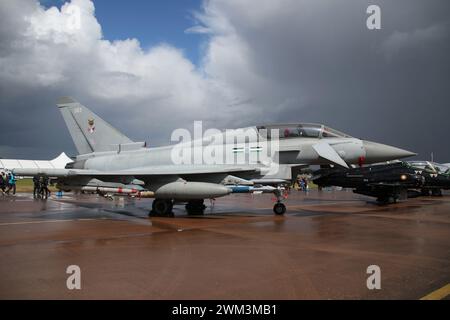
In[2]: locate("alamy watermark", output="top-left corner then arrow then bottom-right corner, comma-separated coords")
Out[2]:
366,265 -> 381,290
366,5 -> 381,30
66,265 -> 81,290
170,121 -> 280,175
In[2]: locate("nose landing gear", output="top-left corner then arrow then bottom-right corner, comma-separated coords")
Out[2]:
273,188 -> 287,215
273,202 -> 286,215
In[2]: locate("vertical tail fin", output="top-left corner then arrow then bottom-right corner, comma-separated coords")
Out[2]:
57,97 -> 134,154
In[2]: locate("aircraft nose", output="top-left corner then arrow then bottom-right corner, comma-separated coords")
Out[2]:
363,140 -> 416,163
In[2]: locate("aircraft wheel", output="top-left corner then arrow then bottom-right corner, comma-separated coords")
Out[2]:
431,189 -> 442,197
150,199 -> 173,217
273,202 -> 286,215
186,199 -> 206,215
377,196 -> 396,204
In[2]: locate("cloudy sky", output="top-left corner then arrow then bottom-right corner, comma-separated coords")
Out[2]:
0,0 -> 449,161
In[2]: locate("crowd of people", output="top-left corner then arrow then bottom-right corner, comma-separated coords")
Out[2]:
0,171 -> 17,195
33,175 -> 51,199
0,171 -> 51,198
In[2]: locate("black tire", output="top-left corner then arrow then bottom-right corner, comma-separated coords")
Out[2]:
186,199 -> 206,215
431,189 -> 442,197
150,199 -> 173,217
273,202 -> 286,215
377,196 -> 394,205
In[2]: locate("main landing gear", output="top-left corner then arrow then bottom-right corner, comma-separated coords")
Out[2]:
149,199 -> 207,217
431,189 -> 443,197
376,195 -> 397,205
149,191 -> 287,217
149,199 -> 174,217
273,188 -> 287,215
185,199 -> 206,215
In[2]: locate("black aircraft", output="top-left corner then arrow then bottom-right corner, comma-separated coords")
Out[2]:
312,162 -> 425,204
408,161 -> 450,196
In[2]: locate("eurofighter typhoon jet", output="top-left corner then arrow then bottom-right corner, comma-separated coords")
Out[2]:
11,97 -> 416,216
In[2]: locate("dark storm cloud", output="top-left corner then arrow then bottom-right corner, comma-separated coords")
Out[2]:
0,0 -> 449,161
197,0 -> 450,160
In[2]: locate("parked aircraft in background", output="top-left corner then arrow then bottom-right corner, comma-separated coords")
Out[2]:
407,161 -> 450,196
312,161 -> 450,203
312,162 -> 424,204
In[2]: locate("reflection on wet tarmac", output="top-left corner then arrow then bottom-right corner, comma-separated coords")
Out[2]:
0,190 -> 449,299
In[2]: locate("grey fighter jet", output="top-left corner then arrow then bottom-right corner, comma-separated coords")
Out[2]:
11,97 -> 415,216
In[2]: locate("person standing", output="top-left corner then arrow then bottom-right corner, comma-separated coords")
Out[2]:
43,176 -> 50,198
8,172 -> 16,195
33,176 -> 40,198
0,172 -> 5,195
299,178 -> 305,191
38,175 -> 50,199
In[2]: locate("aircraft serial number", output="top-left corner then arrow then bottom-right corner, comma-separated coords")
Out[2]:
172,304 -> 277,317
216,304 -> 277,316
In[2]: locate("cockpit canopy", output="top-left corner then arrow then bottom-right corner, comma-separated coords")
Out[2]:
408,161 -> 450,174
257,123 -> 352,139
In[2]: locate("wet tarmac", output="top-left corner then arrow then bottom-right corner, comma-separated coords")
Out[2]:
0,190 -> 449,299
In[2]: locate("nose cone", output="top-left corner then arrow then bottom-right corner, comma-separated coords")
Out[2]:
363,140 -> 416,163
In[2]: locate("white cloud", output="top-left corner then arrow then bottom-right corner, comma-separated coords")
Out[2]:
184,25 -> 212,34
0,0 -> 241,143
